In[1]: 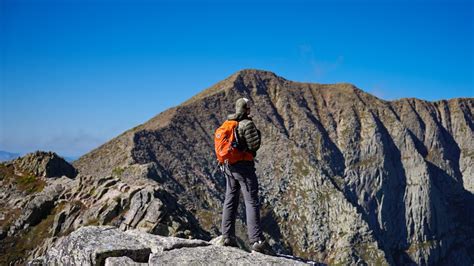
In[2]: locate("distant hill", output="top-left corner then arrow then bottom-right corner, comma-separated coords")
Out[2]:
0,151 -> 20,162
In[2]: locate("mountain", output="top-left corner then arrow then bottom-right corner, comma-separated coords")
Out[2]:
0,151 -> 20,162
73,69 -> 473,264
1,69 -> 472,265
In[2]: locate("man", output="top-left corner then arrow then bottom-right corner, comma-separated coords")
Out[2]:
220,97 -> 274,255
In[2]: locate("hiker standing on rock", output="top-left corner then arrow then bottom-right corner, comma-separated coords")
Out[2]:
214,98 -> 274,255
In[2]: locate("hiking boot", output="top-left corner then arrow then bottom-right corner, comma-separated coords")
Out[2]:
251,240 -> 276,256
223,236 -> 238,247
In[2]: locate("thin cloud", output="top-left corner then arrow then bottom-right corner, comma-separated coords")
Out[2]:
298,44 -> 344,79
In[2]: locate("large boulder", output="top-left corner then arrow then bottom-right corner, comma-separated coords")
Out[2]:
30,226 -> 310,265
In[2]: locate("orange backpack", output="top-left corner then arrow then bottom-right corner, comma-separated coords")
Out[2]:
214,120 -> 253,164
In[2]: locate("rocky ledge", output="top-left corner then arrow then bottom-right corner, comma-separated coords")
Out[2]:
29,226 -> 311,265
13,151 -> 77,178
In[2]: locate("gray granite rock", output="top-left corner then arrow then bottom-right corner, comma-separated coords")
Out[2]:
38,226 -> 152,265
13,151 -> 77,178
105,256 -> 147,266
32,226 -> 308,265
148,245 -> 308,265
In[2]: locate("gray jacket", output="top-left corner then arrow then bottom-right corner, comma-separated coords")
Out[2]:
227,113 -> 261,154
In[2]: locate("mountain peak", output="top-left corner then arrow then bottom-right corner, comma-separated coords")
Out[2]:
231,68 -> 281,80
187,69 -> 367,106
183,69 -> 283,105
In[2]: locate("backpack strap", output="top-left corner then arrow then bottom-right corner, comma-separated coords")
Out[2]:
233,122 -> 240,147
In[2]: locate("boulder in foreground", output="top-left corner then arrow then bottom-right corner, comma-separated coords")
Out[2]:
30,226 -> 311,265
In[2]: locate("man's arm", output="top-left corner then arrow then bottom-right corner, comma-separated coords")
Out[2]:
242,120 -> 261,153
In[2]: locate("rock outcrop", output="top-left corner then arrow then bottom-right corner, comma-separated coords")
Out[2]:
30,226 -> 309,265
0,155 -> 206,264
0,152 -> 78,264
13,151 -> 77,178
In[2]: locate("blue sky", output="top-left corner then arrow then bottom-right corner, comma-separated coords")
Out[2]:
1,0 -> 473,157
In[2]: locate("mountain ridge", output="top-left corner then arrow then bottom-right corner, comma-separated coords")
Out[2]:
69,69 -> 473,264
74,69 -> 472,182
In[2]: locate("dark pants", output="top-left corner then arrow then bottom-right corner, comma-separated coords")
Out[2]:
221,161 -> 263,243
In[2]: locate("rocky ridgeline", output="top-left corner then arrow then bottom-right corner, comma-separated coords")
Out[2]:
0,153 -> 208,264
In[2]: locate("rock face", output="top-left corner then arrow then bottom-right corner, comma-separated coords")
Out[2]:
2,69 -> 473,265
0,152 -> 78,264
31,226 -> 308,265
13,151 -> 77,178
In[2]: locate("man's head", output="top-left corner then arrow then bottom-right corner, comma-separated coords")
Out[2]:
235,98 -> 250,116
